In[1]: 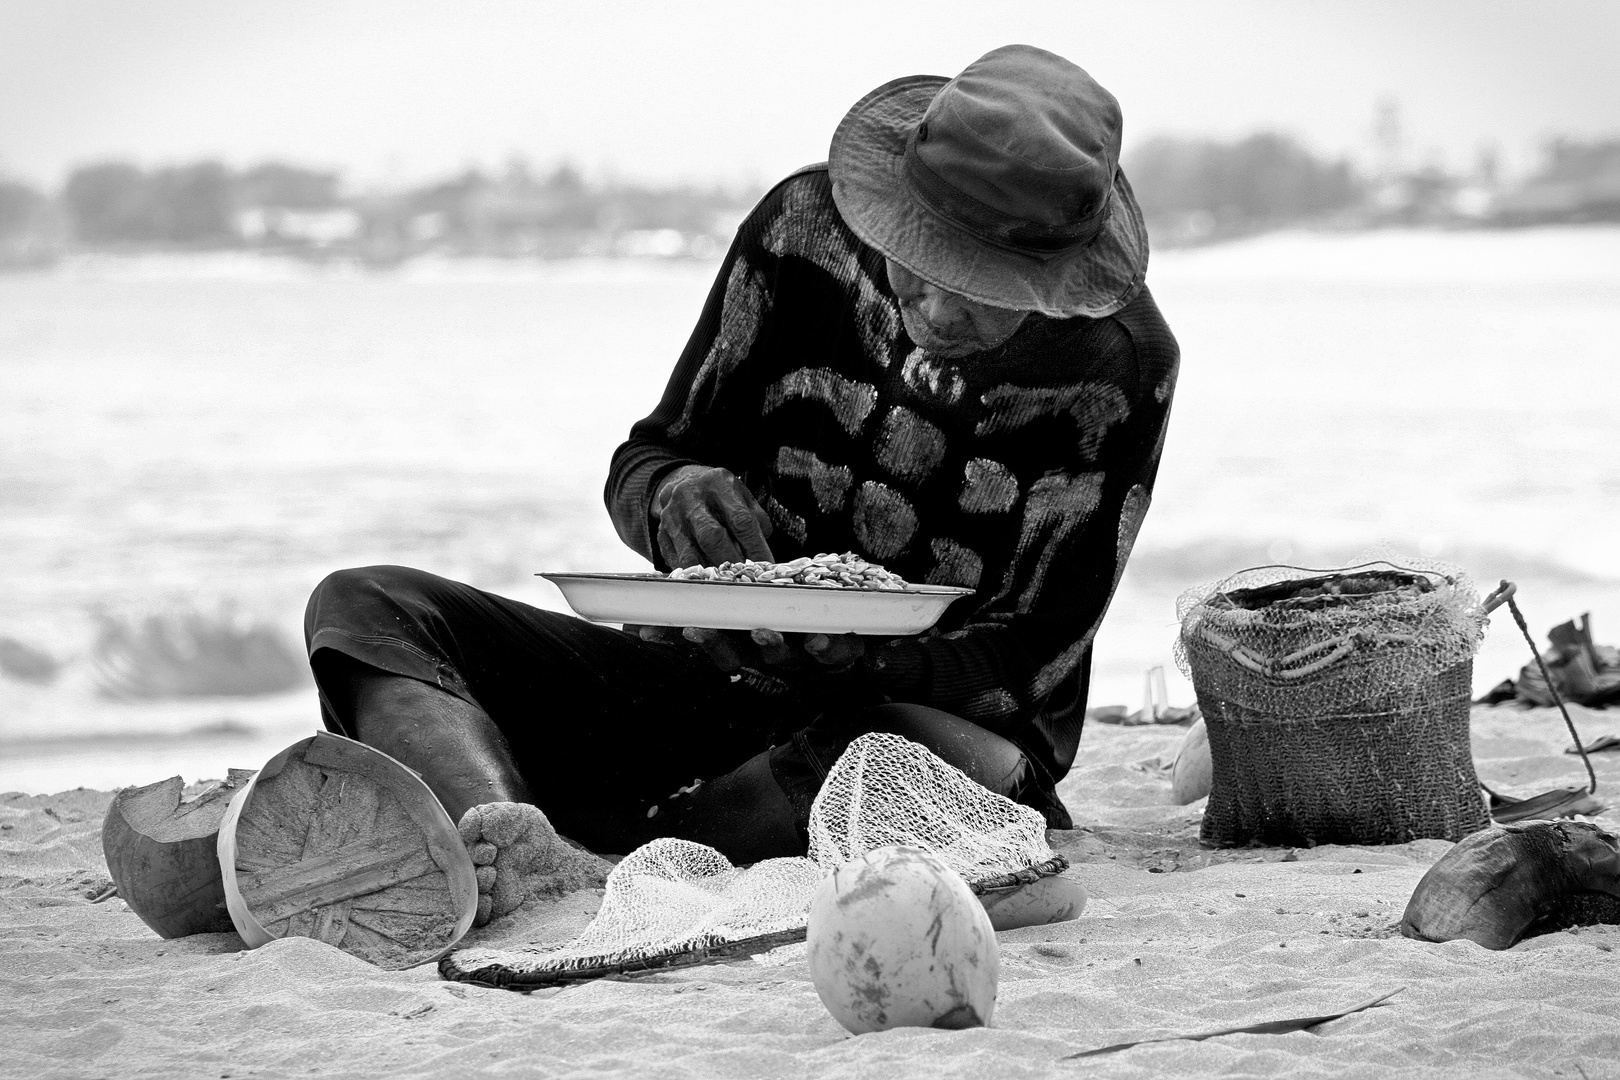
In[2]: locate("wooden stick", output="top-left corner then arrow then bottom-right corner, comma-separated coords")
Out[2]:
1500,584 -> 1596,794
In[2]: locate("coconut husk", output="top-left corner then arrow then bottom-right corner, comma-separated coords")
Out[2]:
1400,820 -> 1620,949
101,769 -> 255,939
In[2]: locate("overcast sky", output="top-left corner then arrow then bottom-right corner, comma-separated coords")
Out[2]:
2,0 -> 1616,190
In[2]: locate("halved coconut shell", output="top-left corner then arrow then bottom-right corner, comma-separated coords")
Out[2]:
218,732 -> 477,969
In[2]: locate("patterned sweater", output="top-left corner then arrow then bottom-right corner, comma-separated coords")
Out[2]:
606,166 -> 1179,825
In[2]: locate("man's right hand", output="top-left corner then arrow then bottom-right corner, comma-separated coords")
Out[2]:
653,465 -> 774,568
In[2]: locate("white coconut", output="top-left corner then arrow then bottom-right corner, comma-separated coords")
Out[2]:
806,845 -> 998,1034
1171,716 -> 1213,805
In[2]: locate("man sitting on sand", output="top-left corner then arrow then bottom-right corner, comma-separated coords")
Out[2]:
303,44 -> 1179,925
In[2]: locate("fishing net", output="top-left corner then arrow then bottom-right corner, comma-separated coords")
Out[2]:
1177,558 -> 1491,846
440,731 -> 1063,988
1176,558 -> 1484,714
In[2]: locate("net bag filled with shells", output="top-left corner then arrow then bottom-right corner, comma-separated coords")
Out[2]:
440,731 -> 1066,988
1177,559 -> 1490,847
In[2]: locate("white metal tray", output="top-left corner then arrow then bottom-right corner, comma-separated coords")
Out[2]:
539,572 -> 973,636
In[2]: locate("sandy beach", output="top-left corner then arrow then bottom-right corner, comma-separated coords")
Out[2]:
5,4 -> 1618,1074
5,703 -> 1618,1079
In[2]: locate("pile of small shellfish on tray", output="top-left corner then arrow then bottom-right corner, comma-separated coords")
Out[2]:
669,552 -> 910,590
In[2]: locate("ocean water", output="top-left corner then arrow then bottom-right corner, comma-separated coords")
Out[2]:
2,230 -> 1617,794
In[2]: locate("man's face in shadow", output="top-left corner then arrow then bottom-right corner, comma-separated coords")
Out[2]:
885,259 -> 1031,359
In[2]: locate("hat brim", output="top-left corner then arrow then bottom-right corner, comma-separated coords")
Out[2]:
829,75 -> 1149,319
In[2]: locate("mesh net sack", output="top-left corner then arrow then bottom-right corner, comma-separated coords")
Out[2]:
807,728 -> 1055,881
1177,558 -> 1490,847
440,731 -> 1063,988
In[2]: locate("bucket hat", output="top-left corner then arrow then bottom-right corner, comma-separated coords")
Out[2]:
829,44 -> 1147,318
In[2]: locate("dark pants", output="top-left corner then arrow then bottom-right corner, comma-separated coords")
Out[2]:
304,565 -> 1038,858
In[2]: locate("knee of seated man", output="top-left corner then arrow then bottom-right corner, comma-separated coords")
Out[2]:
306,565 -> 456,633
861,703 -> 1028,796
311,563 -> 436,601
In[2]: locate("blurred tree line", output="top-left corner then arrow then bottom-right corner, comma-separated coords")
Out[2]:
0,177 -> 59,266
64,161 -> 240,244
1492,138 -> 1620,224
1123,133 -> 1363,244
0,157 -> 754,263
2,133 -> 1618,266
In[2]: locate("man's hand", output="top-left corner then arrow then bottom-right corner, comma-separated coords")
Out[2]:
654,465 -> 774,569
638,625 -> 866,675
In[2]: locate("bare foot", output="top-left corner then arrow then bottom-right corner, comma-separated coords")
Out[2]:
457,802 -> 611,927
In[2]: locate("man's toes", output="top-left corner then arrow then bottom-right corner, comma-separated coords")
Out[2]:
455,801 -> 609,926
457,804 -> 489,846
489,872 -> 526,918
479,803 -> 529,847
